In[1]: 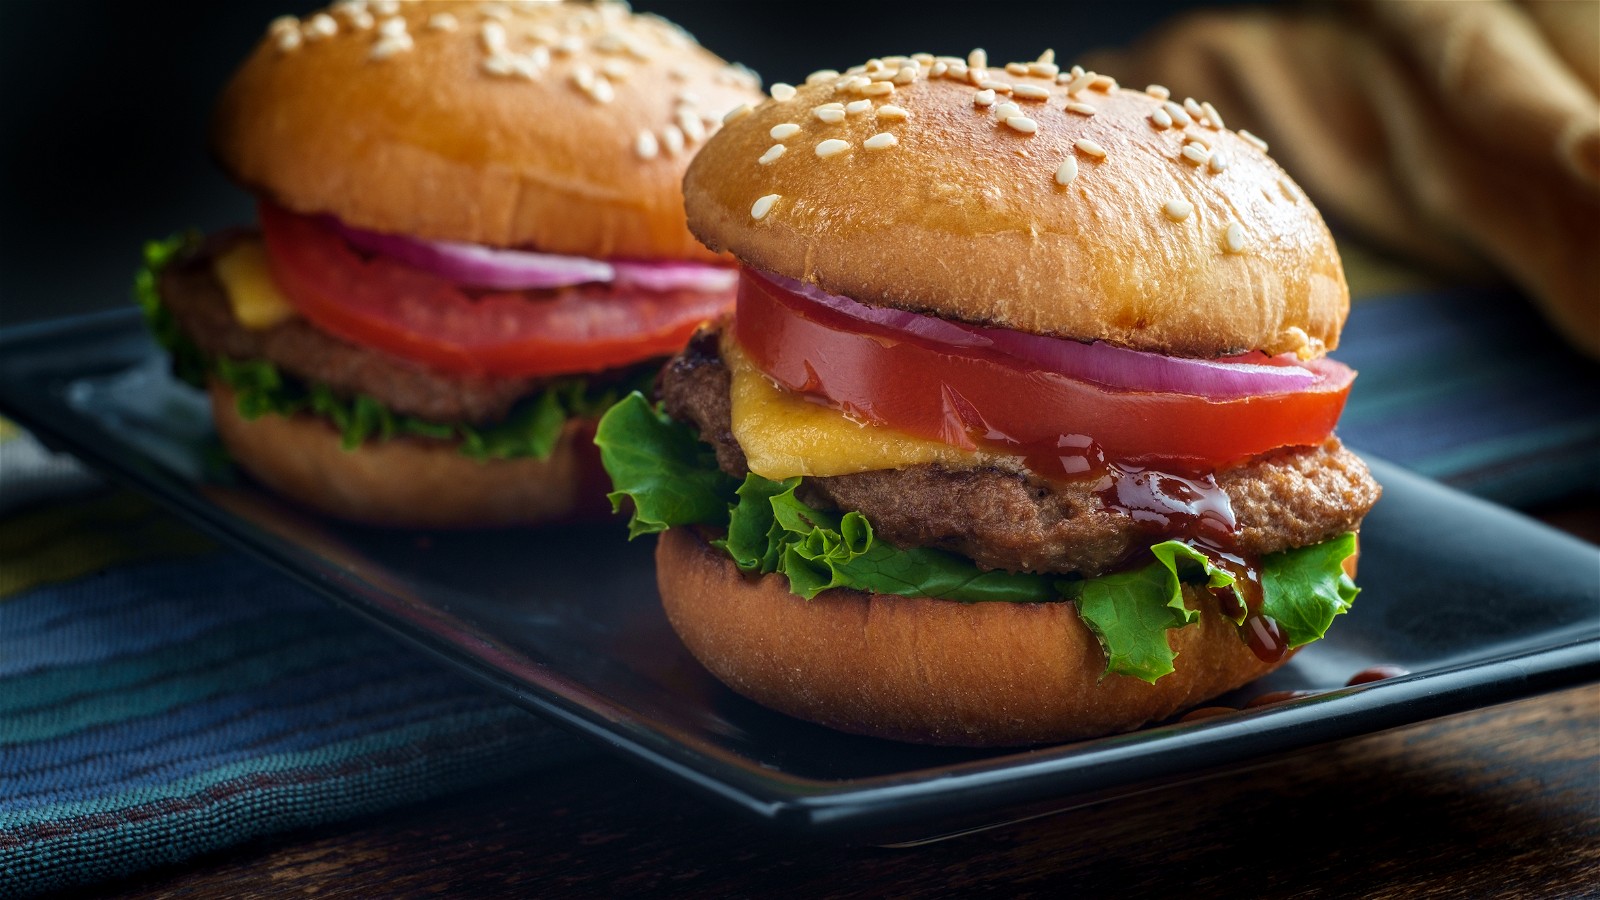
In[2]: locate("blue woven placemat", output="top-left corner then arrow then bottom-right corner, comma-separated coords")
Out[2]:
1,284 -> 1596,898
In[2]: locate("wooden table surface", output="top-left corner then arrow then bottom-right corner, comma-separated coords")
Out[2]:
81,510 -> 1600,899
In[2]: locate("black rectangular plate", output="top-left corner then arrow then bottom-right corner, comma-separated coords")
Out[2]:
3,309 -> 1597,842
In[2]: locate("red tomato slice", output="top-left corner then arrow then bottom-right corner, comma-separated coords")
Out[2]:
257,202 -> 734,378
733,269 -> 1353,472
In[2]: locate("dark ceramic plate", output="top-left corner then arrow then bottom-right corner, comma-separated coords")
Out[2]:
3,310 -> 1596,843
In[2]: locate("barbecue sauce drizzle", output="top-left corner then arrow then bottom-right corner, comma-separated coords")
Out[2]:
991,427 -> 1286,663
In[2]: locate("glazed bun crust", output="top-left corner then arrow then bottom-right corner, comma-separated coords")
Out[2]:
210,383 -> 605,528
657,527 -> 1301,747
214,0 -> 761,261
685,67 -> 1347,358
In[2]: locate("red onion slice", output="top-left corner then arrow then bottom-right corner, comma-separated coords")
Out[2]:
613,261 -> 738,293
759,271 -> 1343,399
331,218 -> 736,293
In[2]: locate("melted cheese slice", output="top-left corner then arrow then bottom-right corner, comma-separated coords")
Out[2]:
724,336 -> 994,480
213,239 -> 296,330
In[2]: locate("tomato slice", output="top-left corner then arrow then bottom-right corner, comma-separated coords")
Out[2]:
733,269 -> 1353,472
257,202 -> 734,378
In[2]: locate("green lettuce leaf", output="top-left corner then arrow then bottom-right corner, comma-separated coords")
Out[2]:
719,473 -> 1059,603
1261,532 -> 1360,649
136,233 -> 645,461
593,391 -> 740,538
1061,541 -> 1234,684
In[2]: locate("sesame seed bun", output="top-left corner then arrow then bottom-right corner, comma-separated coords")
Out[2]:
213,0 -> 762,261
657,526 -> 1320,747
683,60 -> 1348,358
209,382 -> 608,528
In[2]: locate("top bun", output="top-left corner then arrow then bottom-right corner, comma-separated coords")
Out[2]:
684,54 -> 1348,358
214,0 -> 763,261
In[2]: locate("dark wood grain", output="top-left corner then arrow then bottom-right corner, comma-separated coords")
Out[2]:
81,683 -> 1598,900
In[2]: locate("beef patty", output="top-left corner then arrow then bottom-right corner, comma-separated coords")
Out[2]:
662,329 -> 1382,577
159,234 -> 545,424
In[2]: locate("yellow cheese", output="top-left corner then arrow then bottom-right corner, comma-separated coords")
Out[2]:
213,239 -> 296,330
724,336 -> 992,480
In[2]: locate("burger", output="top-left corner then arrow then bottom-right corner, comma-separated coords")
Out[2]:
596,50 -> 1382,746
136,0 -> 762,526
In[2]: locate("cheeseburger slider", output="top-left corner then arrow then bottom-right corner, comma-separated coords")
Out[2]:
598,50 -> 1381,746
138,0 -> 762,526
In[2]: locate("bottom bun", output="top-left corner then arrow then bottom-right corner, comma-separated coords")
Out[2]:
657,527 -> 1302,746
210,383 -> 607,528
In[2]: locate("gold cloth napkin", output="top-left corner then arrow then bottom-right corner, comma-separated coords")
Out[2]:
1086,0 -> 1600,357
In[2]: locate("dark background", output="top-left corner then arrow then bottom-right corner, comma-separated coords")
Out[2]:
0,0 -> 1224,328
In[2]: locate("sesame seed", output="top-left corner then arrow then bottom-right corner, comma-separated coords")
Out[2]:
275,28 -> 302,52
973,89 -> 997,107
1031,63 -> 1061,78
1151,108 -> 1173,129
806,69 -> 840,85
1065,101 -> 1097,116
815,138 -> 850,158
372,0 -> 397,13
1183,97 -> 1205,120
602,59 -> 631,81
968,48 -> 988,69
1146,84 -> 1171,100
1163,101 -> 1193,127
378,16 -> 406,37
758,144 -> 787,165
1208,151 -> 1229,173
1181,144 -> 1212,166
1224,221 -> 1247,253
912,53 -> 935,64
678,109 -> 706,143
1075,138 -> 1107,158
1089,75 -> 1117,92
843,75 -> 872,92
724,104 -> 754,124
967,67 -> 989,86
1013,84 -> 1050,101
861,81 -> 895,96
993,101 -> 1022,120
1070,64 -> 1086,78
349,9 -> 375,29
752,194 -> 780,221
661,125 -> 685,157
1004,116 -> 1038,134
635,130 -> 660,160
1201,101 -> 1225,131
480,21 -> 506,53
586,75 -> 615,103
1239,130 -> 1269,152
304,13 -> 337,39
979,80 -> 1013,93
482,55 -> 514,76
864,132 -> 898,150
268,15 -> 298,35
1055,156 -> 1078,185
1056,72 -> 1071,84
893,65 -> 918,85
930,61 -> 948,77
370,33 -> 413,60
1005,62 -> 1030,76
876,104 -> 910,120
771,82 -> 797,102
770,122 -> 801,140
846,99 -> 872,115
937,55 -> 964,66
1185,131 -> 1214,148
1064,72 -> 1096,95
1163,199 -> 1193,221
813,106 -> 845,124
427,12 -> 458,31
947,63 -> 969,81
